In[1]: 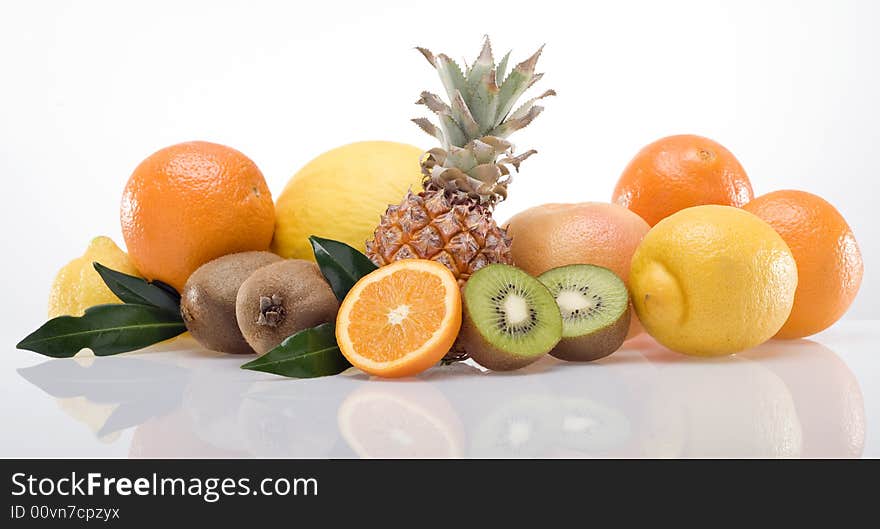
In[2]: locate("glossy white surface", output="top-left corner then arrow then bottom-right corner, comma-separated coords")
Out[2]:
3,321 -> 876,458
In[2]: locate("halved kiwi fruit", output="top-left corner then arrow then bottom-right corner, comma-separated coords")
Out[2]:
459,264 -> 562,371
538,264 -> 630,362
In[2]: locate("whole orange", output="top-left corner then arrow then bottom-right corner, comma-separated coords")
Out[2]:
121,141 -> 275,292
744,190 -> 863,339
505,202 -> 650,339
613,134 -> 754,226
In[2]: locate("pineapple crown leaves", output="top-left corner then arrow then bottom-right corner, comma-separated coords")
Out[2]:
420,139 -> 537,205
413,37 -> 553,206
413,37 -> 553,146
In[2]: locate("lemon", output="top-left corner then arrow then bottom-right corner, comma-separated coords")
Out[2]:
48,236 -> 141,317
271,141 -> 425,260
629,205 -> 797,356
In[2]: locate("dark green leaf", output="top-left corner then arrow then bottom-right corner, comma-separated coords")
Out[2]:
150,279 -> 182,304
240,323 -> 351,378
309,236 -> 377,301
17,304 -> 186,358
93,262 -> 181,313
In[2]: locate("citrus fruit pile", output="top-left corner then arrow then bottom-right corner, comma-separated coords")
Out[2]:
613,136 -> 862,355
21,37 -> 862,381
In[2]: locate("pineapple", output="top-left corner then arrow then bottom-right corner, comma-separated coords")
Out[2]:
366,38 -> 554,283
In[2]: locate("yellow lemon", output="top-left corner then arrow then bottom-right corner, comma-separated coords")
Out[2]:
271,141 -> 424,260
48,236 -> 141,317
630,205 -> 797,356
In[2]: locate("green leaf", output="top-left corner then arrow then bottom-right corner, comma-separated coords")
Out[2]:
494,69 -> 532,128
17,304 -> 186,358
494,46 -> 544,128
435,54 -> 468,106
439,113 -> 467,147
412,118 -> 445,144
17,356 -> 189,436
471,70 -> 500,135
93,262 -> 181,313
451,90 -> 481,139
464,38 -> 494,108
240,323 -> 351,378
309,236 -> 377,301
495,51 -> 511,87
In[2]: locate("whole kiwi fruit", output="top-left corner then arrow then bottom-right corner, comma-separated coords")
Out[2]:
236,259 -> 339,355
181,251 -> 282,354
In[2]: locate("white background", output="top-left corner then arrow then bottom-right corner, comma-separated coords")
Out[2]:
1,0 -> 877,333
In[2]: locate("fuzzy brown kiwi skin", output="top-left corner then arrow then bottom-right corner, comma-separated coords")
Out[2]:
235,259 -> 339,356
181,251 -> 283,354
459,290 -> 559,372
550,304 -> 631,362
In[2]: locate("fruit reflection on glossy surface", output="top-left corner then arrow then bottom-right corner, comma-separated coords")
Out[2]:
239,380 -> 343,458
12,329 -> 869,458
18,353 -> 189,445
638,342 -> 803,458
181,367 -> 254,454
741,340 -> 865,458
131,409 -> 249,459
463,358 -> 639,458
56,397 -> 122,444
338,381 -> 465,458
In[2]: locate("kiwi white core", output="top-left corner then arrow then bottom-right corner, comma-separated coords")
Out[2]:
556,291 -> 593,314
503,294 -> 530,326
387,305 -> 410,325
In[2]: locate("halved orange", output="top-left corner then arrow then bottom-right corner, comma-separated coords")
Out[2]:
336,259 -> 462,378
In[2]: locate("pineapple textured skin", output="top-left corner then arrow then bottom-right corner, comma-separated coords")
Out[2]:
366,188 -> 512,283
